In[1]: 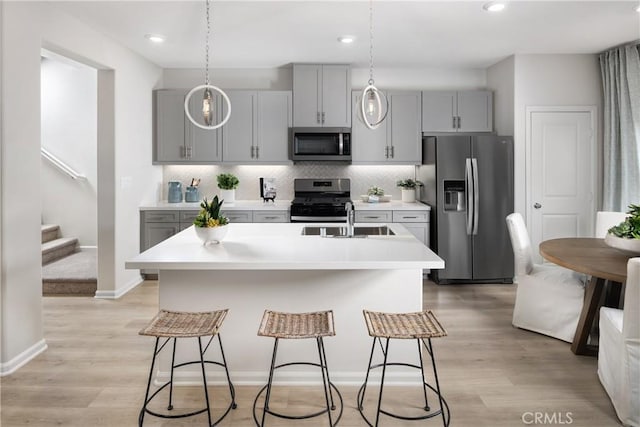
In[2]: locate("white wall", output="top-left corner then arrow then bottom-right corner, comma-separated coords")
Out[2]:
41,55 -> 97,247
513,54 -> 603,217
487,56 -> 515,136
1,1 -> 162,373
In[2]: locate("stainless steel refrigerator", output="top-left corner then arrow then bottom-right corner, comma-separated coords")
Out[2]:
419,135 -> 514,284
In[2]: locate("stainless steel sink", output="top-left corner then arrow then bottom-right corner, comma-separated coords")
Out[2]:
301,225 -> 395,237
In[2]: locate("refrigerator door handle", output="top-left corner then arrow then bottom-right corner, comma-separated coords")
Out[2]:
465,158 -> 474,235
472,158 -> 480,235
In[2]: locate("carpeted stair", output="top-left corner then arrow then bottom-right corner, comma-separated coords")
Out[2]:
41,224 -> 97,296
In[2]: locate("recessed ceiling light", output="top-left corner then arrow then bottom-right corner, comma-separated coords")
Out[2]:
483,1 -> 506,12
145,34 -> 165,43
338,36 -> 355,44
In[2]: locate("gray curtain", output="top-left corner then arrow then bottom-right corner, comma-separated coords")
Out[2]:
600,43 -> 640,211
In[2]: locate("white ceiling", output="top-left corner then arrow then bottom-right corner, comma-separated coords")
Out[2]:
54,0 -> 640,69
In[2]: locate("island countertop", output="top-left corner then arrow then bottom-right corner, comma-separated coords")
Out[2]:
126,222 -> 444,271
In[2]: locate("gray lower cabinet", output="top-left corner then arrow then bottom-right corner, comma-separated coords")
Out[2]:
253,211 -> 289,222
355,210 -> 393,223
221,210 -> 253,223
222,91 -> 292,163
352,90 -> 421,164
140,211 -> 182,275
421,90 -> 493,133
356,209 -> 430,246
154,90 -> 222,164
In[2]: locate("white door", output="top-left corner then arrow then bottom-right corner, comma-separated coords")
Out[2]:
527,107 -> 596,263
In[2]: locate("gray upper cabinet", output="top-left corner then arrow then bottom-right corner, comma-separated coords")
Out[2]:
352,90 -> 421,164
154,89 -> 221,164
293,64 -> 351,127
222,90 -> 292,163
421,90 -> 493,133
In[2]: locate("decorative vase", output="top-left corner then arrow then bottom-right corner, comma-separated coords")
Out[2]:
195,225 -> 228,245
219,189 -> 235,204
167,181 -> 183,203
401,189 -> 416,203
604,233 -> 640,255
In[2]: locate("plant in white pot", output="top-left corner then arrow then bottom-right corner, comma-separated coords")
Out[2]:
605,204 -> 640,255
193,196 -> 229,245
217,173 -> 239,204
397,179 -> 423,203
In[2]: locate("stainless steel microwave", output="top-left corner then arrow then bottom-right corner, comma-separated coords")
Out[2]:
290,128 -> 351,162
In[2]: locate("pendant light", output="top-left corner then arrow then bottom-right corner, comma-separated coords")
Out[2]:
184,0 -> 231,130
360,0 -> 388,130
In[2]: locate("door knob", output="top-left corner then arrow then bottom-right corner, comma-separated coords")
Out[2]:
534,203 -> 542,209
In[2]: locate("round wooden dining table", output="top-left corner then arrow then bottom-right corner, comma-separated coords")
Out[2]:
539,237 -> 633,356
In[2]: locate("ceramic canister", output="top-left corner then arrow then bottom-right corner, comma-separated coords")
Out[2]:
168,181 -> 183,203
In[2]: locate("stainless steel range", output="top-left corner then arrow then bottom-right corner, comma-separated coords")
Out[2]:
290,178 -> 352,222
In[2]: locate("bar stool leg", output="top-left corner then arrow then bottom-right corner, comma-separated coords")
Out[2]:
318,337 -> 336,410
316,338 -> 334,426
374,338 -> 391,427
139,337 -> 159,427
197,337 -> 213,427
217,334 -> 237,410
167,338 -> 177,411
424,338 -> 447,427
261,338 -> 280,427
417,338 -> 430,411
358,337 -> 377,411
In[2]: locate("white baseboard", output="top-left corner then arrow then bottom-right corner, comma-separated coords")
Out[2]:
94,275 -> 143,299
78,246 -> 97,254
0,339 -> 48,376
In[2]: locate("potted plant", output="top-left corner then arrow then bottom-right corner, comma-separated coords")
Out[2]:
397,179 -> 423,203
193,196 -> 230,245
217,173 -> 239,204
605,204 -> 640,255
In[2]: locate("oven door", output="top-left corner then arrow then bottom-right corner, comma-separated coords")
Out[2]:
290,204 -> 347,223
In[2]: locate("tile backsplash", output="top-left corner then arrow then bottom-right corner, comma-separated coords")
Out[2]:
163,164 -> 419,201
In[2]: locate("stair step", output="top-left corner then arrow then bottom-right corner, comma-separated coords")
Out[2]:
41,224 -> 60,244
42,251 -> 97,297
42,237 -> 78,265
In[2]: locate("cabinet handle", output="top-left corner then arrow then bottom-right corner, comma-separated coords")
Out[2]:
452,116 -> 456,129
263,216 -> 278,219
385,146 -> 389,158
256,146 -> 259,159
186,146 -> 193,159
403,216 -> 418,219
390,146 -> 394,158
322,112 -> 325,123
250,146 -> 255,158
364,216 -> 381,219
457,116 -> 461,129
317,112 -> 321,124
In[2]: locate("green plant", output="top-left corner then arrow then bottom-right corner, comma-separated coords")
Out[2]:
217,173 -> 239,190
367,186 -> 385,196
608,204 -> 640,239
396,179 -> 423,189
193,196 -> 229,227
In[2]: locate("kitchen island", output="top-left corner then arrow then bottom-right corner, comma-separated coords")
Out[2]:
126,222 -> 444,385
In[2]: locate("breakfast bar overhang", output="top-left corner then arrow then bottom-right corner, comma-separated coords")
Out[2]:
126,222 -> 445,385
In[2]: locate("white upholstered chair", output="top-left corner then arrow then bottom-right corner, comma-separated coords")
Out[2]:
595,211 -> 628,238
598,257 -> 640,427
505,213 -> 586,342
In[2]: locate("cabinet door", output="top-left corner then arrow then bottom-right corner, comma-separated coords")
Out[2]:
253,211 -> 289,223
222,91 -> 257,162
321,65 -> 351,127
143,223 -> 179,250
421,91 -> 457,133
155,90 -> 187,163
388,91 -> 421,163
355,211 -> 393,223
351,91 -> 389,163
185,91 -> 222,162
222,210 -> 253,223
401,223 -> 428,246
293,64 -> 321,127
256,91 -> 292,162
457,91 -> 493,132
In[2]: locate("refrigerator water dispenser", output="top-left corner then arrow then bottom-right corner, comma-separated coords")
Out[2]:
443,180 -> 465,211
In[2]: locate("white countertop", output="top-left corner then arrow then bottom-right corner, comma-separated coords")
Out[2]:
126,222 -> 444,271
140,200 -> 429,211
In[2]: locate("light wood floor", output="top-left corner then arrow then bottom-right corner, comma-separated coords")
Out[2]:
0,280 -> 621,426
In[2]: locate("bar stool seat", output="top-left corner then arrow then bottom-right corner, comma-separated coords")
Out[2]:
358,310 -> 450,426
253,310 -> 343,426
139,309 -> 236,426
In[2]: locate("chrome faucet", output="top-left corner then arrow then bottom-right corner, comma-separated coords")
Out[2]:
345,201 -> 355,237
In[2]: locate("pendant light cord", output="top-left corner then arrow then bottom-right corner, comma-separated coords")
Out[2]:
368,0 -> 374,86
205,0 -> 211,86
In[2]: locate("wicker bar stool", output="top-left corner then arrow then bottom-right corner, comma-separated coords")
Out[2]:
252,310 -> 343,426
138,309 -> 237,426
358,310 -> 450,427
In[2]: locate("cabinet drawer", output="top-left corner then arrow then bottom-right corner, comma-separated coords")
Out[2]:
355,211 -> 392,222
222,210 -> 253,223
143,211 -> 180,223
180,210 -> 200,224
393,211 -> 430,223
253,211 -> 289,223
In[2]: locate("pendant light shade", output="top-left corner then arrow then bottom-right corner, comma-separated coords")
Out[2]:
184,0 -> 231,130
359,0 -> 388,130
